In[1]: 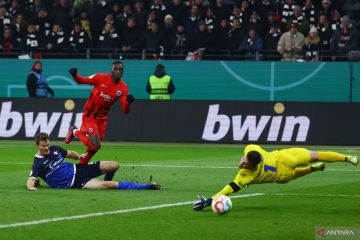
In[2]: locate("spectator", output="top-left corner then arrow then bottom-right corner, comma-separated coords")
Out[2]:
222,18 -> 245,50
263,22 -> 281,60
204,7 -> 215,33
52,0 -> 72,33
193,0 -> 208,19
146,10 -> 160,30
286,5 -> 309,36
8,0 -> 24,18
167,0 -> 188,26
121,17 -> 143,52
255,0 -> 277,21
163,14 -> 176,40
211,0 -> 229,21
0,25 -> 18,49
213,18 -> 230,49
245,11 -> 264,37
98,23 -> 119,49
133,0 -> 148,30
303,26 -> 320,61
69,21 -> 91,52
184,5 -> 200,34
146,64 -> 176,100
26,61 -> 55,98
150,0 -> 166,20
331,15 -> 359,61
28,0 -> 43,21
0,6 -> 11,33
302,0 -> 316,27
33,8 -> 52,38
144,22 -> 165,58
46,23 -> 68,52
239,28 -> 263,60
190,20 -> 213,50
11,13 -> 27,44
21,23 -> 43,52
319,0 -> 334,24
280,0 -> 296,25
78,8 -> 92,41
316,14 -> 332,60
168,23 -> 190,50
330,9 -> 341,31
277,22 -> 304,61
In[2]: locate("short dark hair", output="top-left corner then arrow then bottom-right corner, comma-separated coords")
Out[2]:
112,60 -> 123,66
35,132 -> 49,145
246,151 -> 262,166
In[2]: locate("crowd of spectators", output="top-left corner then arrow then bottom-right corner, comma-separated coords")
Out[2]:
0,0 -> 359,61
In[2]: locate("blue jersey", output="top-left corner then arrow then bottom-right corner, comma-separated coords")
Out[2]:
29,146 -> 75,189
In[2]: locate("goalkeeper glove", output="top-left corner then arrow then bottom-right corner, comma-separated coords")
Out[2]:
126,94 -> 135,104
68,67 -> 78,78
193,195 -> 213,211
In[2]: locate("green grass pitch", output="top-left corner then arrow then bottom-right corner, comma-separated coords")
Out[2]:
0,141 -> 359,240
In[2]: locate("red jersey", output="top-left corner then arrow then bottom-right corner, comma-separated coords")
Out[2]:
74,73 -> 130,119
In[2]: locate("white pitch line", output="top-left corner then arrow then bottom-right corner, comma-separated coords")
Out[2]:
270,193 -> 360,198
0,193 -> 264,229
0,162 -> 359,172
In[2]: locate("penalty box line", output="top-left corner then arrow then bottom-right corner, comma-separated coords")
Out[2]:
0,193 -> 264,229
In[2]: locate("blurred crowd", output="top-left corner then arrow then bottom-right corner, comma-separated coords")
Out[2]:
0,0 -> 359,61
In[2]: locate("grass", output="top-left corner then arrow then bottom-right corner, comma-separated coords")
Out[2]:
0,141 -> 359,240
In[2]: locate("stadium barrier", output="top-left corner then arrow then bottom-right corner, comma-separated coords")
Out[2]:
1,59 -> 360,102
1,98 -> 360,145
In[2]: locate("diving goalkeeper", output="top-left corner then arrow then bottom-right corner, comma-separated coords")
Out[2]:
193,144 -> 358,211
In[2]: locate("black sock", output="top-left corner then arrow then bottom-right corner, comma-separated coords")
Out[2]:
104,171 -> 116,181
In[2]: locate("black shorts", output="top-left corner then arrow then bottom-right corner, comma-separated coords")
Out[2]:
71,161 -> 102,189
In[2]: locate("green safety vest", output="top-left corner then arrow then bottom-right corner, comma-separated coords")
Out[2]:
149,75 -> 171,100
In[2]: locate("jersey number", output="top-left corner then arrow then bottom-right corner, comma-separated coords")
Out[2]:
264,165 -> 277,173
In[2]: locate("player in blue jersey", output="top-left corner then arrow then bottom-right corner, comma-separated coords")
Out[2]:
26,132 -> 162,191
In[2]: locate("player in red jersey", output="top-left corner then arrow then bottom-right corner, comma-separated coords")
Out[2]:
64,61 -> 135,169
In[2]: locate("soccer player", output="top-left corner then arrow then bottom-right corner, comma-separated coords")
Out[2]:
64,61 -> 135,168
27,132 -> 162,191
193,144 -> 358,211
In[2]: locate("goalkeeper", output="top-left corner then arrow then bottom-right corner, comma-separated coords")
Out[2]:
193,144 -> 358,211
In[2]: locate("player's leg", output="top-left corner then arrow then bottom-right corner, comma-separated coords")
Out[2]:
83,179 -> 163,190
293,163 -> 325,179
95,121 -> 116,181
99,161 -> 119,174
74,162 -> 162,190
78,133 -> 101,164
309,151 -> 358,165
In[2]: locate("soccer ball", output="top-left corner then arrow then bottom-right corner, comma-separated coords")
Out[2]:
211,195 -> 232,215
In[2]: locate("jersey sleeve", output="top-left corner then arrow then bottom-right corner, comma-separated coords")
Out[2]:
119,82 -> 130,113
57,146 -> 68,158
29,159 -> 41,178
74,73 -> 100,85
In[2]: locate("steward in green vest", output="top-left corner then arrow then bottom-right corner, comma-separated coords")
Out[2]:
146,64 -> 176,100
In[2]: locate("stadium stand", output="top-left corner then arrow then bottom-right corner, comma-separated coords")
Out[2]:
0,0 -> 359,61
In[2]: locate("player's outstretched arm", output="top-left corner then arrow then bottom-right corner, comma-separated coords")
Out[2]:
212,181 -> 243,199
68,67 -> 94,84
67,150 -> 80,160
27,177 -> 37,191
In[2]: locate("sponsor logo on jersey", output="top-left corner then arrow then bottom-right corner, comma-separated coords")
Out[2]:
100,91 -> 112,101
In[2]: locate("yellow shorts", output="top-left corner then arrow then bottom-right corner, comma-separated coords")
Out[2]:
274,148 -> 311,183
275,148 -> 311,168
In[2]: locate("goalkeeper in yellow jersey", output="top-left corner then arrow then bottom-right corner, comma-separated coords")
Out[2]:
193,144 -> 358,211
